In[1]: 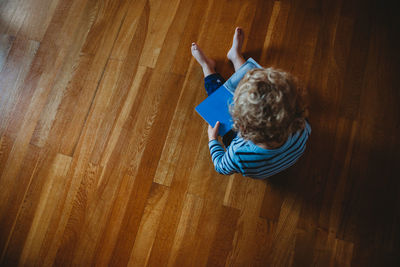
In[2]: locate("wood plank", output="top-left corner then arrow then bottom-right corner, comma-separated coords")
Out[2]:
252,218 -> 278,266
170,0 -> 213,75
89,68 -> 155,266
336,2 -> 372,120
200,0 -> 244,79
0,144 -> 41,261
0,37 -> 39,136
259,1 -> 281,63
0,148 -> 57,265
0,134 -> 13,179
258,0 -> 290,67
128,183 -> 170,266
187,133 -> 227,200
51,162 -> 103,266
153,68 -> 205,186
335,238 -> 354,266
50,51 -> 147,266
89,5 -> 149,164
206,205 -> 241,267
3,0 -> 89,139
44,62 -> 145,264
30,0 -> 98,147
0,0 -> 30,36
224,179 -> 267,266
0,1 -> 91,216
0,34 -> 15,72
19,0 -> 61,41
166,193 -> 204,267
267,192 -> 303,266
324,118 -> 358,234
148,0 -> 196,74
146,93 -> 206,266
109,0 -> 148,60
108,71 -> 185,266
292,228 -> 318,266
40,162 -> 102,266
46,0 -> 132,156
29,10 -> 147,263
138,0 -> 181,68
260,182 -> 286,221
18,153 -> 72,266
190,201 -> 225,266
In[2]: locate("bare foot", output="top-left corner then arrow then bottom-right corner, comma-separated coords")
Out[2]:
227,27 -> 246,71
191,42 -> 216,77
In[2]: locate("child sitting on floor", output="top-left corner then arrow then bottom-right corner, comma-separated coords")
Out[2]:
191,27 -> 311,179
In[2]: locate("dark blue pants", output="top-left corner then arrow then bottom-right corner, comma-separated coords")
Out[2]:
204,73 -> 237,147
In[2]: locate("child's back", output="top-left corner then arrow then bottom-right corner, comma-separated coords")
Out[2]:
209,68 -> 311,179
209,121 -> 311,179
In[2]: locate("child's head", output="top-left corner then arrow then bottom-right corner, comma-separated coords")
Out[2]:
230,68 -> 308,146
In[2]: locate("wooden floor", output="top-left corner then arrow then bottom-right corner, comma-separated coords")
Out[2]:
1,0 -> 399,266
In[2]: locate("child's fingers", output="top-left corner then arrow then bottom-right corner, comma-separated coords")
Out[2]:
209,121 -> 219,129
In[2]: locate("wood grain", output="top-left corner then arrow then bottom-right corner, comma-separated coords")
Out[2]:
0,0 -> 399,266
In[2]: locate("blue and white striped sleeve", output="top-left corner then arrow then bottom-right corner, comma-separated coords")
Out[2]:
208,139 -> 241,175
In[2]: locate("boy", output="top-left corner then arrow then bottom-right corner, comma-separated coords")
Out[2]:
191,27 -> 311,179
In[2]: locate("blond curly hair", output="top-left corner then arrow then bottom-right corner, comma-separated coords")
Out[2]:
230,67 -> 308,147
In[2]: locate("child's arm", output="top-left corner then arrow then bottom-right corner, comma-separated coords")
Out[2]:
208,140 -> 241,175
208,122 -> 241,175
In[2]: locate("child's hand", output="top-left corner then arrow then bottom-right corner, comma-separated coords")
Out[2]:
208,121 -> 220,141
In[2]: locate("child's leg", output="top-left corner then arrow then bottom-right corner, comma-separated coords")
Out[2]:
227,27 -> 246,72
191,42 -> 226,96
191,42 -> 216,77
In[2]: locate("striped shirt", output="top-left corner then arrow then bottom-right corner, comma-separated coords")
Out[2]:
208,121 -> 311,179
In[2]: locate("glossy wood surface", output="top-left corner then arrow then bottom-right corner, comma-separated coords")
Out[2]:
0,0 -> 399,266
